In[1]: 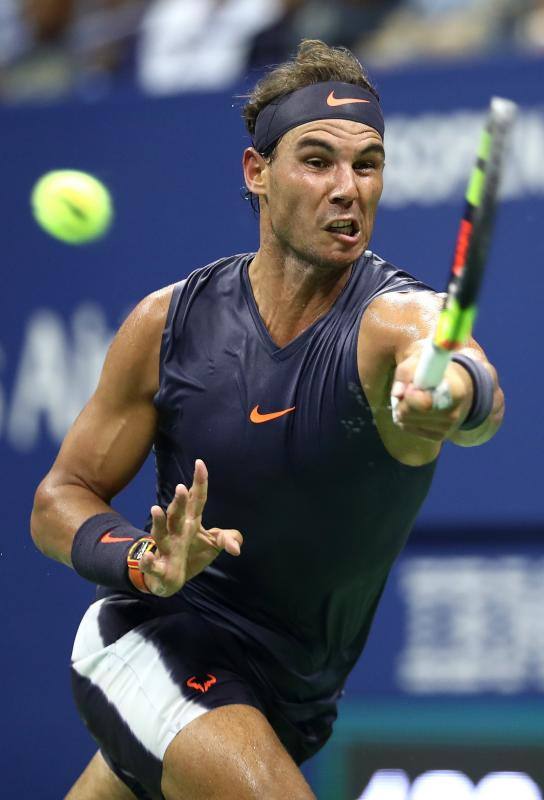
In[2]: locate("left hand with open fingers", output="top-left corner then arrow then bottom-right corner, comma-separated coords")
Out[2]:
391,352 -> 473,442
137,458 -> 244,596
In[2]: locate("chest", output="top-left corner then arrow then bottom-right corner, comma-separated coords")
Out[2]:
155,308 -> 376,482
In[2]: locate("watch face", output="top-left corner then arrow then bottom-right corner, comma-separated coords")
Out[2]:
128,538 -> 157,566
130,540 -> 149,562
347,744 -> 544,799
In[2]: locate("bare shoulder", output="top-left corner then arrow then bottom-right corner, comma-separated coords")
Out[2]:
98,284 -> 176,401
362,290 -> 445,352
120,284 -> 175,342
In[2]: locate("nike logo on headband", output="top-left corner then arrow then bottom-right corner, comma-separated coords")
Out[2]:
326,91 -> 371,107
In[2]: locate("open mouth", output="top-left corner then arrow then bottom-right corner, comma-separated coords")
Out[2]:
325,219 -> 360,240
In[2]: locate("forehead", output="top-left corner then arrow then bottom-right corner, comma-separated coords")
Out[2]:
280,118 -> 384,152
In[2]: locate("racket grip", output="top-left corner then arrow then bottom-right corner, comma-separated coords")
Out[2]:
414,339 -> 452,390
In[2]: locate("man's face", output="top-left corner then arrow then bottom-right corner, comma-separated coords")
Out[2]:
261,118 -> 385,270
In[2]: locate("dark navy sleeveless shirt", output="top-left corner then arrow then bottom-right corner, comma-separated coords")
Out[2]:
153,251 -> 436,705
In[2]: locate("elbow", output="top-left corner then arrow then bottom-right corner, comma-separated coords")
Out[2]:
30,478 -> 55,555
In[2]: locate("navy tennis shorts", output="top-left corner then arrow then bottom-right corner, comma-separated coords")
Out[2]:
71,592 -> 335,799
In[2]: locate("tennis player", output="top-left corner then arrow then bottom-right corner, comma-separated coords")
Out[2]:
31,40 -> 504,800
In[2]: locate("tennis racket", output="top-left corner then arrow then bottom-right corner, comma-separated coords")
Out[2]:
393,96 -> 517,419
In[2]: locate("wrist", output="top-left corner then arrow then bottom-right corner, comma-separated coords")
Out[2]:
127,537 -> 157,593
450,360 -> 474,420
71,512 -> 155,594
451,353 -> 494,430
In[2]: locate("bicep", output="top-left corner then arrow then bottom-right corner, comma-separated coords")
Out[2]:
50,385 -> 157,502
44,287 -> 171,501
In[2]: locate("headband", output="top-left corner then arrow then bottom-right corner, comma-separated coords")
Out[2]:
253,81 -> 384,154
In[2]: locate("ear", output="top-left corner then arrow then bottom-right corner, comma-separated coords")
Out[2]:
242,147 -> 268,198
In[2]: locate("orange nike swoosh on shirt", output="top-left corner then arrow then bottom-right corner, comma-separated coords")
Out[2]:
326,91 -> 371,107
100,531 -> 135,544
250,405 -> 296,424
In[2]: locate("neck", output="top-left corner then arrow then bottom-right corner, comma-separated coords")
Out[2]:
248,240 -> 353,348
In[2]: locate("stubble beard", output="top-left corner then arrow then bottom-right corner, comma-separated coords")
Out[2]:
269,216 -> 361,275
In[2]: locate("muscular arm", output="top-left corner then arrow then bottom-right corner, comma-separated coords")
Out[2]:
358,290 -> 505,465
30,286 -> 173,566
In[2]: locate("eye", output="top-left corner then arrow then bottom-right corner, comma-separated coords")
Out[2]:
305,158 -> 329,169
354,159 -> 383,173
354,161 -> 376,172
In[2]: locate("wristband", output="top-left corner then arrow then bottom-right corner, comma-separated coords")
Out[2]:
451,354 -> 494,431
71,512 -> 153,593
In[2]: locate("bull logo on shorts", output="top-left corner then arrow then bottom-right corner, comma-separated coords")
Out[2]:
186,673 -> 217,693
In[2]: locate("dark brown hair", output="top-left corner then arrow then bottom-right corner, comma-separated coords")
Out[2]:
243,39 -> 379,142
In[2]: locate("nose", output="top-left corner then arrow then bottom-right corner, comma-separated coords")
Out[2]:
329,164 -> 358,207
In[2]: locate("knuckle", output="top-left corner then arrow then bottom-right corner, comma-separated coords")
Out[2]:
394,366 -> 410,382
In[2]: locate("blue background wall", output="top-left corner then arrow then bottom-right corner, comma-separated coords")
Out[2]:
1,53 -> 543,798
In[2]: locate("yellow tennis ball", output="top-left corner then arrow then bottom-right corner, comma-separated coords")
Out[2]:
31,169 -> 113,244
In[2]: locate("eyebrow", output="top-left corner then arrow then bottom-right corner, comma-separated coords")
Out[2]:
295,137 -> 385,160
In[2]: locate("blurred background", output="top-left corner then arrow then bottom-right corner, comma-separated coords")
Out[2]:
1,1 -> 543,798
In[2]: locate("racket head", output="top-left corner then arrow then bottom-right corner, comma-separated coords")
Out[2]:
413,97 -> 517,391
434,96 -> 517,351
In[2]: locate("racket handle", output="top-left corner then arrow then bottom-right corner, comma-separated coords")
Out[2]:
413,339 -> 452,390
391,339 -> 453,424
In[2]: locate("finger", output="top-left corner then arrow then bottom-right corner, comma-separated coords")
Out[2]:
395,401 -> 453,423
194,458 -> 208,482
398,415 -> 452,435
149,505 -> 175,557
187,459 -> 208,521
431,382 -> 453,411
207,527 -> 243,556
150,505 -> 167,539
393,355 -> 420,386
166,483 -> 189,531
394,402 -> 453,433
218,532 -> 242,556
390,395 -> 401,425
403,386 -> 434,413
